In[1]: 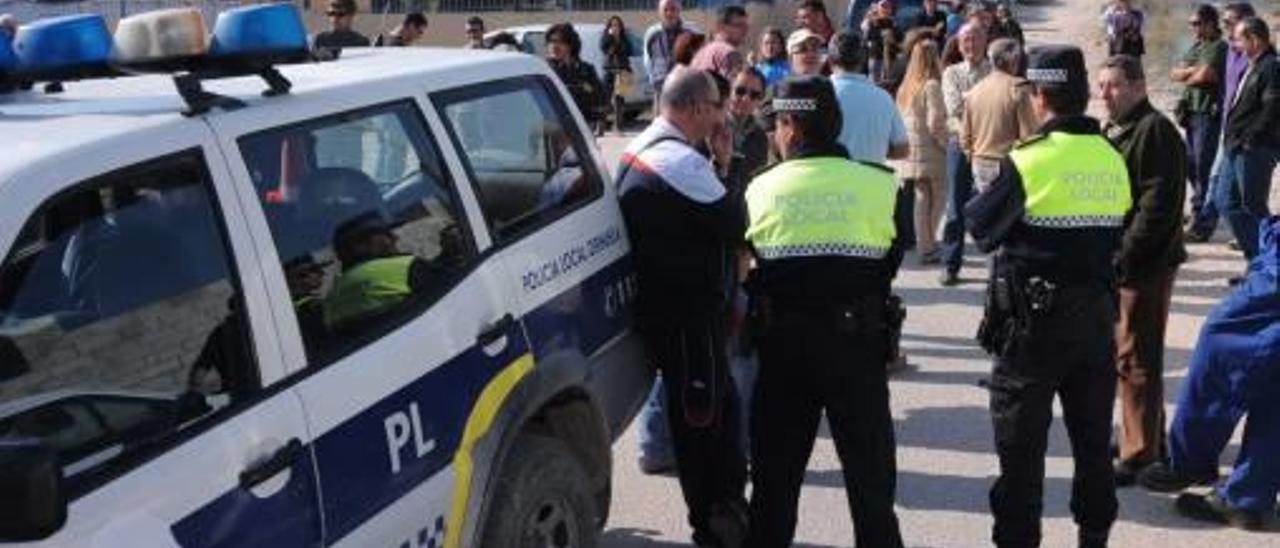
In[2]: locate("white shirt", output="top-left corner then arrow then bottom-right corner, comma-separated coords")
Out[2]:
619,117 -> 725,204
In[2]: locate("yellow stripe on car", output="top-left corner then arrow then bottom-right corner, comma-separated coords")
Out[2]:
443,352 -> 535,548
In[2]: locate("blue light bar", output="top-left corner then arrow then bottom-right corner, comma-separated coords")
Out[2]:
209,4 -> 307,58
13,14 -> 113,74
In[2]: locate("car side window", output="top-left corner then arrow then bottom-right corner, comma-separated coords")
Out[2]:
238,100 -> 475,368
436,76 -> 604,243
0,151 -> 255,493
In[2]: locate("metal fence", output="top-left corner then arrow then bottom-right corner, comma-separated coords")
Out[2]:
0,1 -> 282,23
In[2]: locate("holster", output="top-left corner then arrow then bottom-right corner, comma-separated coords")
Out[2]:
976,264 -> 1062,358
977,274 -> 1019,358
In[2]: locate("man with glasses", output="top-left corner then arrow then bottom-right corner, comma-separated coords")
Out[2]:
617,67 -> 747,548
1173,4 -> 1228,243
463,16 -> 485,49
314,0 -> 370,50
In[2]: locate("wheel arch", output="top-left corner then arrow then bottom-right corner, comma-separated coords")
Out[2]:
453,350 -> 613,547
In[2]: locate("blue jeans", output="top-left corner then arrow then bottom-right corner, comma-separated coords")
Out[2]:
1186,113 -> 1222,231
1221,146 -> 1278,259
638,376 -> 674,465
1168,271 -> 1280,513
941,141 -> 974,274
1195,142 -> 1228,235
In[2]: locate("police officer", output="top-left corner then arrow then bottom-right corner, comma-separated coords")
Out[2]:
324,213 -> 450,333
965,45 -> 1132,548
744,75 -> 905,548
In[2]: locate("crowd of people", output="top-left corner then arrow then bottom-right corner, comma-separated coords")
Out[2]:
606,1 -> 1278,547
296,0 -> 1280,545
0,0 -> 1273,545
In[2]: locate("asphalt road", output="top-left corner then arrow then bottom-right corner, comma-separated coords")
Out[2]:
593,141 -> 1277,548
588,3 -> 1280,538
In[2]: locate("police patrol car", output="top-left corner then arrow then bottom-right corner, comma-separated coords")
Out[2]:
0,4 -> 649,547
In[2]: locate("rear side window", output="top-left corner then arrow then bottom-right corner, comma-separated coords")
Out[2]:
0,151 -> 255,493
435,76 -> 603,243
238,100 -> 476,367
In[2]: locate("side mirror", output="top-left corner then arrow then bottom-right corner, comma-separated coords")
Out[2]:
0,439 -> 66,541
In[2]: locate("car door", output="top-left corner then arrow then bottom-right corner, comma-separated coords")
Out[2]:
217,96 -> 527,548
432,74 -> 642,435
0,125 -> 321,547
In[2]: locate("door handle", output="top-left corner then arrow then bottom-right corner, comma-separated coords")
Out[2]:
239,438 -> 304,490
476,313 -> 516,347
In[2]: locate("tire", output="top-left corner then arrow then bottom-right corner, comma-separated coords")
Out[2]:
480,434 -> 599,548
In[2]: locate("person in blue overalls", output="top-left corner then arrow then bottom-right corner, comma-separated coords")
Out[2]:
1137,216 -> 1280,530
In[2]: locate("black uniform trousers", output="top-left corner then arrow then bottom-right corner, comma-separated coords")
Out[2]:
747,316 -> 904,548
987,291 -> 1119,547
641,316 -> 748,545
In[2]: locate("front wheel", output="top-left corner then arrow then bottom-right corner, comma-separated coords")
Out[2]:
480,434 -> 598,548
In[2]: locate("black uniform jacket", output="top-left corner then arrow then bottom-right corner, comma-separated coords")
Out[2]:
963,115 -> 1126,289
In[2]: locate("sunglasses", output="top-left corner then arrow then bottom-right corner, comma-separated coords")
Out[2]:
734,86 -> 764,100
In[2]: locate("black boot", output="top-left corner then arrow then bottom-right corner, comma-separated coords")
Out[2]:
1078,528 -> 1109,548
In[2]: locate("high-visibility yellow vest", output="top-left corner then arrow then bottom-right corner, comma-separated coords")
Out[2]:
1009,132 -> 1132,229
324,255 -> 415,329
745,157 -> 897,260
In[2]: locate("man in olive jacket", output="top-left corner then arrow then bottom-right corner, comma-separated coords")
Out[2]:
1098,55 -> 1188,485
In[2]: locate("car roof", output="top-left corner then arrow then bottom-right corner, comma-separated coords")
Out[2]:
0,47 -> 534,187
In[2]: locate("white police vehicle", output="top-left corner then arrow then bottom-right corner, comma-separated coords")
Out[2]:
0,5 -> 649,547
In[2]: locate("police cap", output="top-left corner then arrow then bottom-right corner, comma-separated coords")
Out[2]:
771,74 -> 837,116
1025,44 -> 1088,98
771,75 -> 842,144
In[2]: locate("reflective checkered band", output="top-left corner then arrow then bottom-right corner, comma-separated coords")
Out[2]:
772,98 -> 818,112
1024,214 -> 1125,228
755,242 -> 890,260
1026,68 -> 1069,83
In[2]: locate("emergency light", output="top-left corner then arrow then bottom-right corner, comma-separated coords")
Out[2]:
1,3 -> 316,112
12,14 -> 113,80
114,8 -> 209,70
208,3 -> 308,61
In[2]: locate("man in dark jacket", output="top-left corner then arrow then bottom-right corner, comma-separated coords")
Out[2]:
314,0 -> 370,50
1220,16 -> 1279,261
617,67 -> 747,547
1098,55 -> 1188,486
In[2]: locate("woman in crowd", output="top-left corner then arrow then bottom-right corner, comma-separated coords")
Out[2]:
894,39 -> 948,264
753,27 -> 791,89
599,15 -> 634,135
545,23 -> 605,133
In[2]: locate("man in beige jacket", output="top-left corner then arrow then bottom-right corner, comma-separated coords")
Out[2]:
962,38 -> 1039,192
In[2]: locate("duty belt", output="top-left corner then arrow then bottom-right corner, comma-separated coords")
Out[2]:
750,295 -> 893,335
